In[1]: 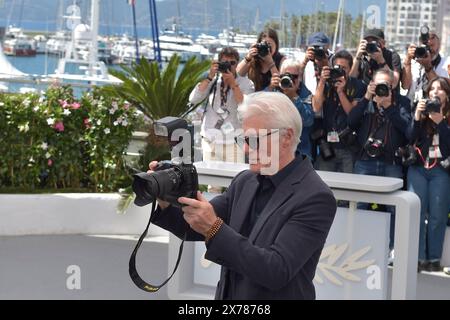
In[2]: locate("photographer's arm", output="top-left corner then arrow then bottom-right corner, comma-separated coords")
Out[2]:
384,97 -> 412,134
348,98 -> 369,130
312,68 -> 329,113
401,45 -> 416,90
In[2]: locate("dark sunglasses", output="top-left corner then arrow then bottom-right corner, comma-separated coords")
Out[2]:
221,60 -> 237,66
235,129 -> 280,150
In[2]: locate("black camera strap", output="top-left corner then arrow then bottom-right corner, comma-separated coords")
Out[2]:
129,200 -> 186,293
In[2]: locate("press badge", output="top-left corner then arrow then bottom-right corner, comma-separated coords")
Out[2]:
429,134 -> 442,159
221,122 -> 235,135
327,131 -> 340,143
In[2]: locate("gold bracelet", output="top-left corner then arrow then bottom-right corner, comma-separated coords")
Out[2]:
205,217 -> 224,244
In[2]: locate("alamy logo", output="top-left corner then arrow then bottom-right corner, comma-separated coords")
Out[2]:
66,265 -> 81,290
366,5 -> 381,30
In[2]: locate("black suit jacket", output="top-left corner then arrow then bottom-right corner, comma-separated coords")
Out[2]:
151,157 -> 337,300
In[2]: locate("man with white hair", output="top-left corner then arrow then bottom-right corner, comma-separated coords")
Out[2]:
148,92 -> 337,300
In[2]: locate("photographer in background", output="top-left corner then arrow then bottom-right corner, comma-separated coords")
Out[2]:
312,50 -> 367,173
301,32 -> 334,94
405,77 -> 450,273
348,69 -> 411,250
401,28 -> 450,108
190,47 -> 255,165
350,29 -> 402,90
237,28 -> 286,92
147,92 -> 337,299
268,59 -> 315,159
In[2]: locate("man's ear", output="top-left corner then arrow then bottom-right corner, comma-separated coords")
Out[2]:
283,128 -> 295,149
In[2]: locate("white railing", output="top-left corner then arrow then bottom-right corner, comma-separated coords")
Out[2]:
166,161 -> 420,300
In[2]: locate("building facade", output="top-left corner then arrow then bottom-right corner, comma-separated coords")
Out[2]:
385,0 -> 450,55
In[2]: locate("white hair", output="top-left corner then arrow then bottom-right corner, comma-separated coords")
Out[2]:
238,92 -> 302,153
280,58 -> 301,73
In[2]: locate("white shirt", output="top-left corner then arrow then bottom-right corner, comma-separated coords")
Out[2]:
407,54 -> 450,104
189,74 -> 255,144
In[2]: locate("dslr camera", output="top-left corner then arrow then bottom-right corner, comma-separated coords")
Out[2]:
395,145 -> 418,167
133,117 -> 199,208
366,41 -> 379,54
423,97 -> 441,115
280,73 -> 297,89
133,160 -> 199,208
313,46 -> 326,59
218,61 -> 232,73
329,65 -> 346,85
256,41 -> 271,58
415,26 -> 430,59
364,137 -> 384,158
311,129 -> 335,161
375,82 -> 391,97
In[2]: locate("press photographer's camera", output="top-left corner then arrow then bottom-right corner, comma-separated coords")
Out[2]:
329,65 -> 346,85
256,41 -> 271,58
366,41 -> 379,54
313,46 -> 326,59
364,137 -> 384,158
311,129 -> 335,161
395,145 -> 418,166
423,97 -> 441,115
415,26 -> 431,59
218,61 -> 232,73
375,83 -> 390,97
280,73 -> 296,89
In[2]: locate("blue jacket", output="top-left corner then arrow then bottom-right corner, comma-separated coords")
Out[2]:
294,84 -> 315,159
348,95 -> 412,164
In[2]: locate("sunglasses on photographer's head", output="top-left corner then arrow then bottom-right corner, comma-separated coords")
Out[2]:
235,129 -> 281,150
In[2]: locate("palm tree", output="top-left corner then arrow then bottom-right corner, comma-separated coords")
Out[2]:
108,55 -> 210,121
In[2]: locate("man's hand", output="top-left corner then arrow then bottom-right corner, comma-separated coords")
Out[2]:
246,45 -> 259,62
405,44 -> 417,65
356,40 -> 367,59
334,77 -> 347,94
365,81 -> 377,100
208,61 -> 219,79
222,70 -> 237,87
374,90 -> 392,109
415,99 -> 426,121
269,73 -> 280,90
319,66 -> 331,84
148,161 -> 170,210
304,47 -> 315,63
179,192 -> 218,237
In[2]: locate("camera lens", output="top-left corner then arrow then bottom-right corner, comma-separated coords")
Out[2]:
314,46 -> 326,59
366,42 -> 379,54
280,76 -> 293,89
415,46 -> 428,59
133,169 -> 182,205
365,138 -> 384,158
375,83 -> 390,97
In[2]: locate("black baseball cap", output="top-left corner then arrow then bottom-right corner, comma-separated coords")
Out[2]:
363,28 -> 385,40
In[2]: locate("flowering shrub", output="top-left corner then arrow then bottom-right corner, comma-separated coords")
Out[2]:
0,85 -> 143,193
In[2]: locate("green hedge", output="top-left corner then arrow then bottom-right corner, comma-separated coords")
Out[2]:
0,85 -> 143,193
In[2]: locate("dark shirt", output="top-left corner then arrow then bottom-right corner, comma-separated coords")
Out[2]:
322,77 -> 367,149
241,156 -> 303,237
358,47 -> 402,86
348,94 -> 411,164
260,52 -> 285,91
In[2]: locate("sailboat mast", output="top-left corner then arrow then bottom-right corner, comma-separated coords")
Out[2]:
89,0 -> 100,74
338,0 -> 345,48
332,0 -> 343,52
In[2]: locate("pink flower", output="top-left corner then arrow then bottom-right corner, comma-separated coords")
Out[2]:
71,102 -> 81,110
54,121 -> 65,132
59,100 -> 69,108
48,159 -> 53,167
84,118 -> 92,129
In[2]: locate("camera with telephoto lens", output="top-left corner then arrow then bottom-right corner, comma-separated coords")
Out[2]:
133,161 -> 199,208
423,97 -> 442,116
375,82 -> 391,97
256,41 -> 271,58
395,145 -> 418,166
364,137 -> 384,158
366,41 -> 379,54
313,46 -> 326,59
280,73 -> 296,89
415,25 -> 431,59
218,61 -> 232,73
328,65 -> 346,85
133,117 -> 199,208
311,129 -> 335,161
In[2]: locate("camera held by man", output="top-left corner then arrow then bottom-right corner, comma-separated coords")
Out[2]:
414,26 -> 431,59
